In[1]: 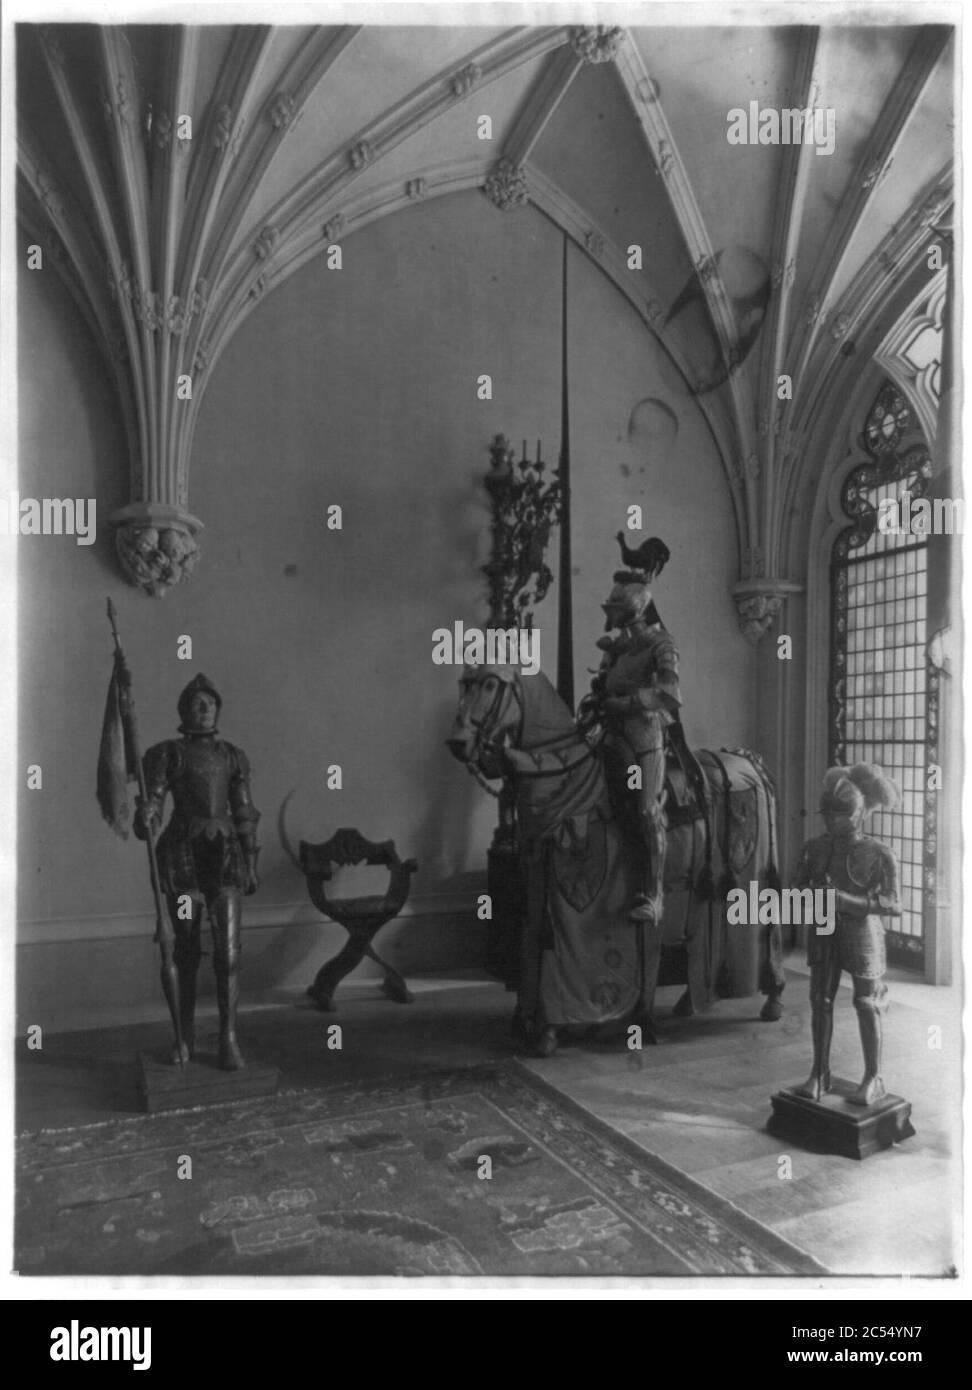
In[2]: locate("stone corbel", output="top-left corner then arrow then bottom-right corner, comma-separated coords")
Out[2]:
111,502 -> 203,599
731,579 -> 803,645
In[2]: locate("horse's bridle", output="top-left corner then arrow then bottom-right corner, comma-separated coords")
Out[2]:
460,671 -> 524,791
466,672 -> 523,738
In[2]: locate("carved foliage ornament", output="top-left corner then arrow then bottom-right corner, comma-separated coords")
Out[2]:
804,293 -> 824,327
102,79 -> 133,127
570,27 -> 624,64
772,258 -> 795,290
585,229 -> 605,259
734,592 -> 783,644
451,63 -> 481,96
152,110 -> 173,152
322,214 -> 344,243
110,262 -> 208,337
483,157 -> 528,212
269,92 -> 295,130
115,519 -> 200,598
919,193 -> 949,229
254,225 -> 279,260
133,288 -> 163,332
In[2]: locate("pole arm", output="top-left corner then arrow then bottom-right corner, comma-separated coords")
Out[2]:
106,598 -> 168,943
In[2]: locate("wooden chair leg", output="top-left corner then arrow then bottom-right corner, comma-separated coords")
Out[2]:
364,943 -> 413,1004
306,932 -> 367,1011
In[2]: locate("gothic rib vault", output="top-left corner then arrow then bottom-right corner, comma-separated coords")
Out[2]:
17,22 -> 954,627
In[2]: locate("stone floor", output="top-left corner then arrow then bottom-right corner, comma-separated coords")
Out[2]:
15,956 -> 961,1280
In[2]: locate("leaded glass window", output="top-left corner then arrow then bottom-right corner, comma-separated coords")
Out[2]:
830,381 -> 938,971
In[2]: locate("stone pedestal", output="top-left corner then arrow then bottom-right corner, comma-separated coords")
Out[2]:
768,1077 -> 915,1160
137,1049 -> 280,1114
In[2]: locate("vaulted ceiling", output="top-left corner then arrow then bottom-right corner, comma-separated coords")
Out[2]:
17,21 -> 954,605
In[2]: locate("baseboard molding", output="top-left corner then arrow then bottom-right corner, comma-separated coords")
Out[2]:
17,890 -> 479,946
17,899 -> 488,1035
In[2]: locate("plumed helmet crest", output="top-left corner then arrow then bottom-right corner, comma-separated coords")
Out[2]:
820,762 -> 900,816
615,533 -> 670,582
846,761 -> 900,812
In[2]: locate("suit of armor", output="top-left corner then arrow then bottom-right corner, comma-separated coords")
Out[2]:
135,676 -> 259,1069
792,773 -> 900,1106
585,612 -> 682,923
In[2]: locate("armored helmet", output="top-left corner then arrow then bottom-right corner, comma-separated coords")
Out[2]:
820,763 -> 899,817
602,571 -> 653,630
178,673 -> 222,732
605,529 -> 669,631
820,771 -> 865,819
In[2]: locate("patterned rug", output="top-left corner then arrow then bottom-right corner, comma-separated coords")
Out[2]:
17,1063 -> 824,1276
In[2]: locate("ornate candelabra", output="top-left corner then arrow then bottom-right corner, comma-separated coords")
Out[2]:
481,434 -> 561,987
483,434 -> 562,630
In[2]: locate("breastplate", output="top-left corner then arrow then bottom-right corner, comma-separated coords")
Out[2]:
603,648 -> 653,696
806,836 -> 875,894
171,739 -> 234,821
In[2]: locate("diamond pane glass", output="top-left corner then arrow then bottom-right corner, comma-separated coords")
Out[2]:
830,382 -> 936,972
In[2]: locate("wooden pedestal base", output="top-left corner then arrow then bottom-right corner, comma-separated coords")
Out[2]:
768,1077 -> 915,1160
137,1049 -> 280,1114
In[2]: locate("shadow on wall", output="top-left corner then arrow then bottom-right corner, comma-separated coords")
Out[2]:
271,689 -> 485,890
665,246 -> 770,393
246,698 -> 486,990
409,699 -> 488,887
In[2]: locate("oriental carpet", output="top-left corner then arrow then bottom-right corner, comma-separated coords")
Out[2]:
17,1062 -> 825,1276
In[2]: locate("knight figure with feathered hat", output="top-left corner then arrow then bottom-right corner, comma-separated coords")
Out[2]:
134,674 -> 260,1070
793,763 -> 902,1106
577,534 -> 681,927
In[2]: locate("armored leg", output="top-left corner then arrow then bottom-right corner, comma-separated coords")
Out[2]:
211,891 -> 245,1070
850,978 -> 888,1106
166,897 -> 203,1066
629,742 -> 667,926
793,953 -> 842,1101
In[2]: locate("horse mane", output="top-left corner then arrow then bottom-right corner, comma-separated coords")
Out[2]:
515,670 -> 579,749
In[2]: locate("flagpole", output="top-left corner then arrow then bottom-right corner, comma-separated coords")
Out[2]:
556,233 -> 574,711
106,599 -> 186,1072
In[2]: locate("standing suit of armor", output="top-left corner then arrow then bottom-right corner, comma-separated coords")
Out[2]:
792,767 -> 900,1106
585,578 -> 682,923
135,675 -> 260,1069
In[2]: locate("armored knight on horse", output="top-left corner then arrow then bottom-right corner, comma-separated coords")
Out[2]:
447,535 -> 784,1055
578,536 -> 695,927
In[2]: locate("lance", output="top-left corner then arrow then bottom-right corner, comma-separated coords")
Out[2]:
106,598 -> 186,1073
